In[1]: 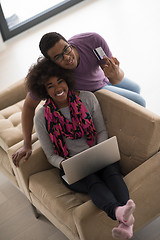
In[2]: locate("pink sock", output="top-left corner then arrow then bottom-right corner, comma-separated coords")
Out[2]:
112,222 -> 133,239
115,199 -> 136,226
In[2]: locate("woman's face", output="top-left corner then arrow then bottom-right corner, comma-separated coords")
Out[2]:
45,76 -> 69,108
47,39 -> 79,70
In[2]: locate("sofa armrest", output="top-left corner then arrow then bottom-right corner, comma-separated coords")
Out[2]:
8,140 -> 52,199
73,200 -> 116,240
73,152 -> 160,240
95,89 -> 160,174
0,78 -> 27,110
124,151 -> 160,231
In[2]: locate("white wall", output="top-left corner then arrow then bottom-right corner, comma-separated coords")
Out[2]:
0,0 -> 160,115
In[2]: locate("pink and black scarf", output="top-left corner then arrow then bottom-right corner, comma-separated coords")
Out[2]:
44,91 -> 97,159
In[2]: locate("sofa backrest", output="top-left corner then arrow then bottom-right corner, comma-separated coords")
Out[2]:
95,90 -> 160,175
0,79 -> 27,110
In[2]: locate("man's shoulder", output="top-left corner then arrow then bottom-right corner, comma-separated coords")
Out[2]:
68,32 -> 103,43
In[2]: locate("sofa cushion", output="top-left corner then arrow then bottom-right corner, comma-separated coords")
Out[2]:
0,100 -> 44,151
29,168 -> 90,235
0,100 -> 24,151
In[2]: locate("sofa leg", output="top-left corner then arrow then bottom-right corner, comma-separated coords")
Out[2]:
31,203 -> 39,219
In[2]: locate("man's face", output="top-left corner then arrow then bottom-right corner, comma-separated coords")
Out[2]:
47,39 -> 79,70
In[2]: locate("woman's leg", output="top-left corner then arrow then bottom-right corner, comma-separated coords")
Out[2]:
98,164 -> 136,239
60,169 -> 89,193
112,223 -> 134,239
112,200 -> 135,239
60,168 -> 135,239
98,162 -> 129,205
60,169 -> 122,220
102,77 -> 146,107
115,199 -> 135,226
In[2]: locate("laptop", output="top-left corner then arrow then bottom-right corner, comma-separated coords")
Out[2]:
62,136 -> 120,184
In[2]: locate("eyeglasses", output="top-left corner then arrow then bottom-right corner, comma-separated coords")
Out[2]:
53,45 -> 72,63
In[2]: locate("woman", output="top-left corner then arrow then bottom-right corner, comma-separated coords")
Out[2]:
26,57 -> 136,239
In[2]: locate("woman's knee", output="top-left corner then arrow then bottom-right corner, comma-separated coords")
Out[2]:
98,162 -> 121,178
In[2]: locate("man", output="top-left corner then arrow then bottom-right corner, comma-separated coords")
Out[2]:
12,32 -> 146,165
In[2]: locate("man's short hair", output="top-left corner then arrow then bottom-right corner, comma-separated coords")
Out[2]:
39,32 -> 67,59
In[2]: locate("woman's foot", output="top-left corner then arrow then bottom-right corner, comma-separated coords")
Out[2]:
115,199 -> 136,226
112,223 -> 133,239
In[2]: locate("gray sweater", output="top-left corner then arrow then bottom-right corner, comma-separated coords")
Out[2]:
34,91 -> 108,169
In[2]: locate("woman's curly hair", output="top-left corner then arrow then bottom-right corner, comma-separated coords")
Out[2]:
26,57 -> 75,100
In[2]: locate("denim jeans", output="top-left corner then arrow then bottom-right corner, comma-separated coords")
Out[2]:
60,162 -> 129,220
101,77 -> 146,107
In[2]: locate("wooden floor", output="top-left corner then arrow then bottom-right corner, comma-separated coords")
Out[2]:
0,172 -> 69,240
0,172 -> 160,240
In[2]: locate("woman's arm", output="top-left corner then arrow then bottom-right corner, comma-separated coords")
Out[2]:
92,96 -> 108,143
82,91 -> 108,144
34,107 -> 64,169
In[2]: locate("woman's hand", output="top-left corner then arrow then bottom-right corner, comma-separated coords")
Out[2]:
101,56 -> 124,85
12,146 -> 32,167
60,160 -> 64,170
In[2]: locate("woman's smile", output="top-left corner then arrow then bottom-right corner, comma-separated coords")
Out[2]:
56,91 -> 65,97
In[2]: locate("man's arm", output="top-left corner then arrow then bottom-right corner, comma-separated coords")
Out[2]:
101,56 -> 124,85
12,93 -> 40,166
93,33 -> 124,85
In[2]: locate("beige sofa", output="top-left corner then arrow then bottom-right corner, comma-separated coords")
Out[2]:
1,79 -> 160,240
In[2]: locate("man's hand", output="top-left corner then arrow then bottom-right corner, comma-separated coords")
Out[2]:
101,56 -> 124,85
12,146 -> 32,167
